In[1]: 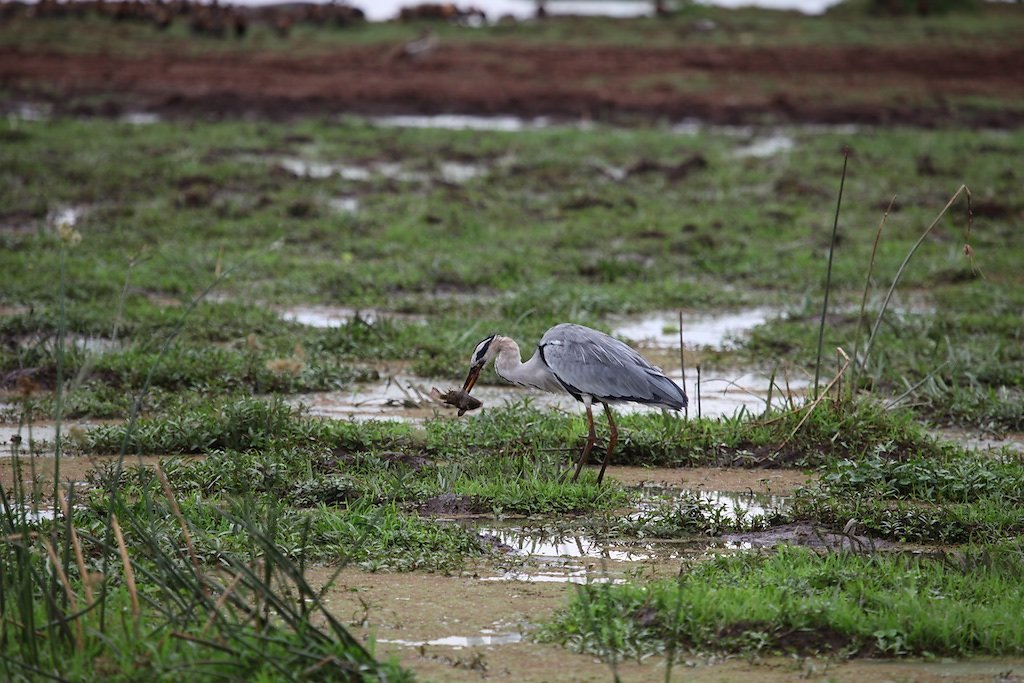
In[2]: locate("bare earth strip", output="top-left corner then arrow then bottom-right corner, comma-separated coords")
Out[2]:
2,44 -> 1024,125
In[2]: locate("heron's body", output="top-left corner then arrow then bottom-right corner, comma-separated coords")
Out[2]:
462,324 -> 687,483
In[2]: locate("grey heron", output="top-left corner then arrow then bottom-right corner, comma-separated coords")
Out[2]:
461,323 -> 687,484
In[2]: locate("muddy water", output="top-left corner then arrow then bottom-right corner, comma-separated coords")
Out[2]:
0,453 -> 187,502
934,428 -> 1024,455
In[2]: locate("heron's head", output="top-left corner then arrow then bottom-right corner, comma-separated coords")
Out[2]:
461,334 -> 498,393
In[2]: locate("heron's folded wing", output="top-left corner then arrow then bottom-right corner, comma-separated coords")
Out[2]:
539,324 -> 686,408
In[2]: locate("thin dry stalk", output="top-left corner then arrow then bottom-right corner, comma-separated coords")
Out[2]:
155,464 -> 207,596
775,347 -> 851,454
111,514 -> 139,621
858,185 -> 972,377
678,310 -> 688,420
202,572 -> 245,637
60,491 -> 94,605
851,194 -> 895,390
171,630 -> 236,654
696,365 -> 702,420
42,538 -> 84,651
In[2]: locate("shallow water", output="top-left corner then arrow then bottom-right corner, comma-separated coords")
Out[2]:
0,423 -> 91,457
733,133 -> 796,158
609,307 -> 776,350
636,485 -> 790,522
478,525 -> 657,562
934,429 -> 1024,455
279,305 -> 424,328
295,365 -> 805,423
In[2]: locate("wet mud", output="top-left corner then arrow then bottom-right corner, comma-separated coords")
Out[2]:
310,565 -> 1024,683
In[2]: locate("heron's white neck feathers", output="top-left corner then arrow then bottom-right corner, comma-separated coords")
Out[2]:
490,336 -> 564,393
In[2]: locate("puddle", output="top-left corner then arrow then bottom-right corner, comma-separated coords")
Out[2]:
119,112 -> 161,125
279,305 -> 424,328
370,114 -> 558,132
733,133 -> 796,158
0,423 -> 93,457
293,376 -> 439,423
480,569 -> 624,584
934,429 -> 1024,455
7,102 -> 51,122
378,632 -> 523,647
609,307 -> 777,350
438,161 -> 486,183
353,0 -> 654,23
637,486 -> 790,524
0,502 -> 59,523
328,196 -> 360,214
298,366 -> 806,423
276,157 -> 485,184
15,332 -> 122,355
479,525 -> 654,562
693,369 -> 809,418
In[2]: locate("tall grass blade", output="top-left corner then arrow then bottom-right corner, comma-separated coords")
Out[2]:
814,148 -> 849,399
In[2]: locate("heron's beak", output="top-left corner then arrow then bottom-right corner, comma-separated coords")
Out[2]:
462,362 -> 483,393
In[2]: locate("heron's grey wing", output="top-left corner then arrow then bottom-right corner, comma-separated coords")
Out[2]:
538,324 -> 687,409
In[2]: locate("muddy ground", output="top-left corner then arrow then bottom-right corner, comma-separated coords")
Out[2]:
3,42 -> 1024,126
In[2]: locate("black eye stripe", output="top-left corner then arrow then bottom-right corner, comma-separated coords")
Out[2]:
474,335 -> 496,361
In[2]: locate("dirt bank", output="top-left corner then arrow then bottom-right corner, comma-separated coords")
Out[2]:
3,42 -> 1023,125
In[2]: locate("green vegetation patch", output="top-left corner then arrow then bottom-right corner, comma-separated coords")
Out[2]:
540,543 -> 1024,659
793,453 -> 1024,543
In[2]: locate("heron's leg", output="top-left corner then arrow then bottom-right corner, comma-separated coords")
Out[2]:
570,398 -> 597,483
596,403 -> 618,485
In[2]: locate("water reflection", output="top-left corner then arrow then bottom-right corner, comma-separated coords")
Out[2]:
378,632 -> 523,647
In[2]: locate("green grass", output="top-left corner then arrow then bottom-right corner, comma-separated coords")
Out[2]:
2,119 -> 1020,428
539,542 -> 1024,659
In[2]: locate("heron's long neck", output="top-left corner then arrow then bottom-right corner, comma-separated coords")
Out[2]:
493,342 -> 554,391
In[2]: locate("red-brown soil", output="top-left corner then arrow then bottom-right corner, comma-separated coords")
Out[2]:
3,41 -> 1024,125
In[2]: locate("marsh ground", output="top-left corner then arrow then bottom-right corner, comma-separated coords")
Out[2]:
2,4 -> 1024,681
